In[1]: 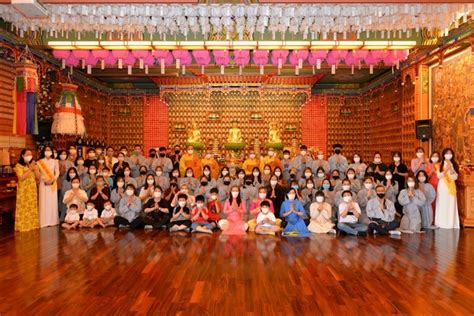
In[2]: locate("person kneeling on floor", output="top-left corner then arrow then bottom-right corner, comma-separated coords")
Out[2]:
366,185 -> 401,236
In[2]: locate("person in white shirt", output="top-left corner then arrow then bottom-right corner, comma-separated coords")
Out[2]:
255,200 -> 280,235
98,200 -> 117,227
62,203 -> 80,230
366,185 -> 401,235
81,200 -> 100,228
308,191 -> 336,234
337,190 -> 367,236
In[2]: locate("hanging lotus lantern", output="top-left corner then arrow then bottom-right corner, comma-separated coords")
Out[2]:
51,83 -> 86,136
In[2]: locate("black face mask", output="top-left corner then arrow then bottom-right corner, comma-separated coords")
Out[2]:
245,181 -> 252,186
159,153 -> 166,158
332,175 -> 339,180
175,150 -> 180,154
377,193 -> 385,199
335,149 -> 341,154
201,181 -> 208,186
290,174 -> 296,179
223,181 -> 231,185
366,172 -> 375,177
150,153 -> 156,158
140,170 -> 147,175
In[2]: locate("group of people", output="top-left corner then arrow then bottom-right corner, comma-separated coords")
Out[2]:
14,142 -> 460,237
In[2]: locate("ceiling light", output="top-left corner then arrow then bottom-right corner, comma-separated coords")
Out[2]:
310,41 -> 336,49
47,41 -> 75,50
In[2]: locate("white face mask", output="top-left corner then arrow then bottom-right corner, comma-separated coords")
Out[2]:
126,189 -> 134,196
418,177 -> 426,183
316,196 -> 324,203
407,182 -> 415,188
259,193 -> 267,199
287,194 -> 296,200
249,154 -> 256,159
261,207 -> 270,214
211,195 -> 218,200
444,154 -> 453,160
118,157 -> 124,161
104,205 -> 111,210
124,171 -> 130,176
98,160 -> 104,164
186,173 -> 193,177
117,182 -> 124,188
147,179 -> 155,185
188,150 -> 194,155
60,154 -> 67,160
374,158 -> 381,164
393,157 -> 400,162
264,170 -> 271,175
342,185 -> 351,191
87,205 -> 94,210
156,171 -> 163,176
317,155 -> 324,160
222,170 -> 229,176
89,153 -> 96,159
270,180 -> 278,186
307,183 -> 314,189
44,151 -> 52,158
300,151 -> 307,156
72,183 -> 80,189
353,157 -> 360,163
283,155 -> 290,160
268,151 -> 274,157
153,191 -> 162,198
231,191 -> 239,198
253,172 -> 259,177
24,155 -> 32,163
431,157 -> 439,163
238,173 -> 245,179
317,173 -> 325,178
89,169 -> 96,175
364,183 -> 373,190
343,196 -> 352,203
196,203 -> 204,208
305,172 -> 312,178
415,152 -> 423,158
386,175 -> 393,180
275,171 -> 281,177
178,201 -> 186,208
347,174 -> 355,179
204,170 -> 210,176
102,172 -> 109,177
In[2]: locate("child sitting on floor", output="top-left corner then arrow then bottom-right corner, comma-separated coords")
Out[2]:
190,195 -> 214,234
98,200 -> 117,227
255,200 -> 281,235
168,193 -> 192,232
81,200 -> 100,228
206,188 -> 222,225
62,203 -> 80,230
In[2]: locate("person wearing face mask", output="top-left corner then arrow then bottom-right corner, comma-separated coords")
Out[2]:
119,146 -> 136,170
122,166 -> 138,190
131,186 -> 170,230
101,167 -> 113,187
145,148 -> 158,170
308,191 -> 336,234
273,167 -> 287,188
219,186 -> 248,234
366,185 -> 400,236
61,203 -> 81,230
425,151 -> 441,219
330,170 -> 342,191
314,167 -> 327,188
248,187 -> 276,231
169,145 -> 182,170
255,200 -> 281,235
150,147 -> 173,178
416,170 -> 437,230
242,151 -> 261,175
190,195 -> 214,234
82,165 -> 98,196
195,175 -> 212,198
37,145 -> 60,228
310,150 -> 330,175
164,179 -> 179,203
179,145 -> 202,179
105,146 -> 118,170
261,164 -> 273,186
280,188 -> 311,237
110,176 -> 126,206
345,168 -> 362,193
216,175 -> 233,203
138,174 -> 156,204
202,166 -> 217,187
84,148 -> 98,168
320,179 -> 335,205
114,184 -> 142,228
154,166 -> 170,191
63,176 -> 88,215
291,145 -> 313,180
381,170 -> 399,203
58,150 -> 73,179
411,147 -> 429,174
260,148 -> 283,174
301,178 -> 317,206
168,193 -> 192,232
179,167 -> 199,194
356,177 -> 377,225
201,151 -> 220,180
130,144 -> 146,177
337,190 -> 367,236
288,180 -> 303,201
112,152 -> 130,178
334,179 -> 356,210
68,146 -> 78,164
348,153 -> 367,181
398,176 -> 426,233
59,167 -> 79,221
388,151 -> 409,192
207,187 -> 222,224
250,167 -> 264,189
366,152 -> 387,183
75,157 -> 87,178
96,155 -> 107,175
267,175 -> 286,216
97,200 -> 117,227
435,148 -> 460,229
299,167 -> 314,190
328,144 -> 348,178
135,165 -> 150,189
281,150 -> 293,182
80,201 -> 100,228
171,184 -> 196,209
14,149 -> 40,232
89,175 -> 111,217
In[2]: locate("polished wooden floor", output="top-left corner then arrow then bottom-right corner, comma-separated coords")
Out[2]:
1,227 -> 474,315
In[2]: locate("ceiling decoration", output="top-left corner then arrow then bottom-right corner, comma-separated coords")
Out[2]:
0,4 -> 472,40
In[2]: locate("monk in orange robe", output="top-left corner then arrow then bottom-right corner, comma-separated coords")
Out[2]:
201,151 -> 219,179
179,145 -> 202,178
242,151 -> 261,175
260,148 -> 283,172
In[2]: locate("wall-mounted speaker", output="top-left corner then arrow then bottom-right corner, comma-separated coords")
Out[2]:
415,119 -> 432,141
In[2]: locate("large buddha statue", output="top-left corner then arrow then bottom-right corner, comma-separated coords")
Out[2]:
187,121 -> 202,144
268,121 -> 282,144
227,121 -> 243,143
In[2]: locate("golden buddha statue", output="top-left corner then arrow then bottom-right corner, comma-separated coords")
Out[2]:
268,121 -> 282,144
187,121 -> 202,144
227,121 -> 243,143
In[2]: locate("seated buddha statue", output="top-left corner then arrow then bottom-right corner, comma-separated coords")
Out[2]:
187,121 -> 202,144
227,122 -> 243,143
268,122 -> 282,144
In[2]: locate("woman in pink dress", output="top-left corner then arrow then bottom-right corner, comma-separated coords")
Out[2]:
425,151 -> 441,224
218,186 -> 248,235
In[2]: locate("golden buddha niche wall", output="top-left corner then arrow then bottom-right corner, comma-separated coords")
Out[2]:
109,96 -> 144,149
432,48 -> 474,163
165,89 -> 305,152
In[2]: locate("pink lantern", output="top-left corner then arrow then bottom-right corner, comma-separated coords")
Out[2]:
213,50 -> 230,74
393,50 -> 409,69
91,50 -> 110,70
192,50 -> 211,74
65,55 -> 79,73
344,51 -> 358,75
253,50 -> 268,75
334,50 -> 348,60
308,50 -> 328,70
234,50 -> 250,75
104,52 -> 117,67
364,52 -> 378,74
85,55 -> 98,74
173,50 -> 192,74
143,54 -> 155,74
132,50 -> 150,69
52,50 -> 71,69
289,50 -> 309,75
353,50 -> 369,70
271,50 -> 289,75
123,53 -> 137,75
152,50 -> 170,74
325,51 -> 340,75
72,50 -> 90,69
112,50 -> 130,69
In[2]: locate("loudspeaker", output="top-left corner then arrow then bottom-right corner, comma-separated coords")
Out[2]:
415,119 -> 432,140
34,120 -> 52,142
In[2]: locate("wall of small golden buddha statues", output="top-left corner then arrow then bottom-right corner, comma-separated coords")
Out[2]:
166,89 -> 305,152
109,96 -> 144,149
432,48 -> 474,164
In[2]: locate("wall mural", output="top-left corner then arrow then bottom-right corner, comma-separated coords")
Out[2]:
432,49 -> 474,164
